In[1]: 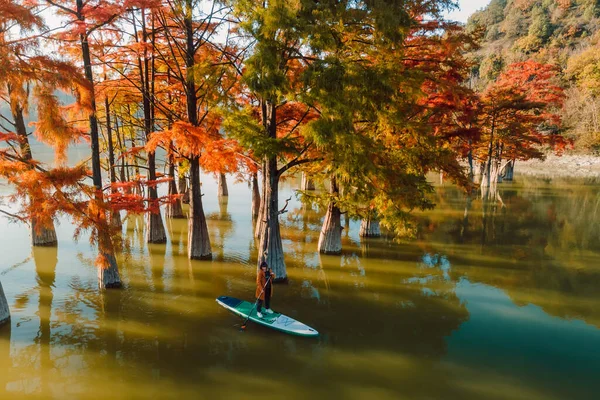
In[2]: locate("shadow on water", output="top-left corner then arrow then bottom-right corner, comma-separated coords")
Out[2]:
1,176 -> 600,399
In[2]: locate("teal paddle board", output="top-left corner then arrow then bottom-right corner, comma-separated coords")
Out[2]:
216,296 -> 319,337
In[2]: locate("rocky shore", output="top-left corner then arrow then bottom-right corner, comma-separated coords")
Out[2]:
515,154 -> 600,179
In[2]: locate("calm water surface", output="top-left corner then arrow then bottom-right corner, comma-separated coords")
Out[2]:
1,175 -> 600,400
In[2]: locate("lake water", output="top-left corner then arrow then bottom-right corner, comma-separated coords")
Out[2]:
1,174 -> 599,399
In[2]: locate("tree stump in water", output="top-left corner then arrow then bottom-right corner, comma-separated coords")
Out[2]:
98,251 -> 121,289
166,198 -> 184,219
188,161 -> 212,260
179,176 -> 190,204
218,173 -> 228,197
146,212 -> 167,243
503,160 -> 515,181
360,216 -> 381,238
167,162 -> 185,218
318,203 -> 342,254
301,172 -> 315,191
110,211 -> 122,231
318,176 -> 342,254
31,218 -> 57,247
0,280 -> 10,327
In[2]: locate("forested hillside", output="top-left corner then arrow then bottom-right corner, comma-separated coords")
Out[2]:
468,0 -> 600,151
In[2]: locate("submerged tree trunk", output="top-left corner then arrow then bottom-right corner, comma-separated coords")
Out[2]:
137,9 -> 166,244
0,280 -> 9,327
217,173 -> 228,197
182,0 -> 212,260
503,160 -> 515,181
257,156 -> 286,281
359,213 -> 381,238
79,7 -> 121,288
11,98 -> 58,246
178,166 -> 190,204
301,172 -> 315,191
31,217 -> 58,246
166,157 -> 184,218
318,176 -> 342,254
104,96 -> 122,230
251,172 -> 260,221
188,158 -> 212,259
98,251 -> 121,289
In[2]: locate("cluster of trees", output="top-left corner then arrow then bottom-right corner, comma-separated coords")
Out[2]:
468,0 -> 600,151
0,0 -> 570,327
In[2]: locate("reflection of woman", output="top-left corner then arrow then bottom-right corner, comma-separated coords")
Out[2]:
256,261 -> 275,318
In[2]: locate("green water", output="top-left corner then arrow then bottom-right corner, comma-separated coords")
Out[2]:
1,176 -> 599,399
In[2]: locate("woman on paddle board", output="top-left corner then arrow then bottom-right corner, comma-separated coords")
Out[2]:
256,261 -> 275,318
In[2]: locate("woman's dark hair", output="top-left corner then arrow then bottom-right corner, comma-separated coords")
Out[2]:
260,261 -> 268,269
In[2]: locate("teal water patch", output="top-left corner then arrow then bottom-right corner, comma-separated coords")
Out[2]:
445,279 -> 600,399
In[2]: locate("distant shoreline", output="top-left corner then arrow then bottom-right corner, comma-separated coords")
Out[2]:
515,154 -> 600,179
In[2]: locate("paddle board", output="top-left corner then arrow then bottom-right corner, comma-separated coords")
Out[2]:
216,296 -> 319,337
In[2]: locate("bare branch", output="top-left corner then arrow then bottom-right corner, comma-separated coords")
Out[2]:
278,196 -> 292,215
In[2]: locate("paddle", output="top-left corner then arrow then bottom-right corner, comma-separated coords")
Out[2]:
240,271 -> 272,332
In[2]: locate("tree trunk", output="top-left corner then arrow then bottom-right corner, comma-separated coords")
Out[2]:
166,158 -> 184,218
79,1 -> 121,288
31,217 -> 58,246
257,156 -> 286,281
104,96 -> 122,231
178,166 -> 190,204
136,8 -> 166,244
188,158 -> 212,259
301,172 -> 315,190
467,142 -> 474,183
359,214 -> 381,238
503,160 -> 515,181
183,0 -> 211,259
11,99 -> 59,246
146,212 -> 166,243
251,172 -> 260,220
98,251 -> 121,289
0,280 -> 9,327
318,176 -> 342,254
217,173 -> 228,197
255,162 -> 267,238
111,211 -> 122,229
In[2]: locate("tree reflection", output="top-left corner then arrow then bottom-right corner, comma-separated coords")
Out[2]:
420,180 -> 600,328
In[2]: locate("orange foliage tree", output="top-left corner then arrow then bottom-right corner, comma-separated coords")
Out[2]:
474,61 -> 566,196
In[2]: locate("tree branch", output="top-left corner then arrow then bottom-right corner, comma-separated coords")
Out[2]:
278,196 -> 292,215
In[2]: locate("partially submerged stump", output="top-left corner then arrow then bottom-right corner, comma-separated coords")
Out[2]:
110,210 -> 122,231
31,217 -> 57,247
146,212 -> 167,243
318,177 -> 342,254
218,173 -> 229,197
503,160 -> 515,181
167,162 -> 185,218
301,172 -> 315,191
188,161 -> 212,260
179,175 -> 190,204
0,280 -> 9,327
98,251 -> 122,289
359,216 -> 381,238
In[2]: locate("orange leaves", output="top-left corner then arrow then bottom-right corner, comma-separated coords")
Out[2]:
31,85 -> 87,165
147,121 -> 215,158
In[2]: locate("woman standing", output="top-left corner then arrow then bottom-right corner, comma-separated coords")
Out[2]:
256,261 -> 275,318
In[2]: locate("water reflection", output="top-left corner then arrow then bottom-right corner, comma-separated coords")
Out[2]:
419,181 -> 600,329
0,177 -> 599,399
